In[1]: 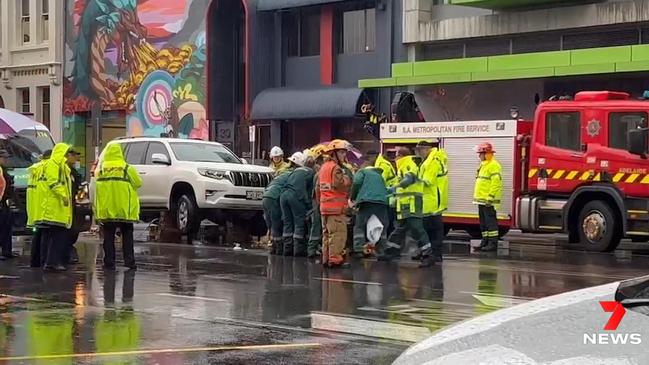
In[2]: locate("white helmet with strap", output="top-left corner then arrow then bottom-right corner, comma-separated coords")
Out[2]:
288,151 -> 306,166
269,146 -> 284,158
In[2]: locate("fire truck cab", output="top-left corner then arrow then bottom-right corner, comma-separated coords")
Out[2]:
520,90 -> 649,251
380,90 -> 649,252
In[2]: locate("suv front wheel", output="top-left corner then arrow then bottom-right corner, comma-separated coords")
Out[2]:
174,194 -> 200,237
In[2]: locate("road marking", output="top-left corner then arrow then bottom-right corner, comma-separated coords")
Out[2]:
311,312 -> 430,342
0,343 -> 322,361
155,293 -> 227,302
313,277 -> 382,286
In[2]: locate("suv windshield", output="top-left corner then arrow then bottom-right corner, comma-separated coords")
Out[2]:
169,142 -> 241,164
0,130 -> 54,169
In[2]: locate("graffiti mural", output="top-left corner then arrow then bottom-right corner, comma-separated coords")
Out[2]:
64,0 -> 209,139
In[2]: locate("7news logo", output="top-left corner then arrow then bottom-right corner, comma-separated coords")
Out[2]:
583,301 -> 642,345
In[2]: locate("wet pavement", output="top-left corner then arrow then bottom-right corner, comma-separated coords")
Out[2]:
0,233 -> 648,364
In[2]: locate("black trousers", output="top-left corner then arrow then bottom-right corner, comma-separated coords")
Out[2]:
43,225 -> 67,267
30,228 -> 44,267
424,215 -> 444,257
478,205 -> 499,242
0,208 -> 12,256
61,229 -> 80,264
102,222 -> 135,268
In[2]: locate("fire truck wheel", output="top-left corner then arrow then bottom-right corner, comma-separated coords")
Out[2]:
577,200 -> 621,252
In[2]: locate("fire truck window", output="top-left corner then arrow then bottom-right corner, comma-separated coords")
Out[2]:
545,112 -> 581,151
609,112 -> 648,150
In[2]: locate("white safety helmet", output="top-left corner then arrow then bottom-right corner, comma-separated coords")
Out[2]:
288,151 -> 306,166
269,146 -> 284,158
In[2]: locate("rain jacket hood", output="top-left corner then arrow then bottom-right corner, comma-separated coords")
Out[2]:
94,143 -> 142,223
103,143 -> 124,163
50,143 -> 71,165
36,143 -> 73,228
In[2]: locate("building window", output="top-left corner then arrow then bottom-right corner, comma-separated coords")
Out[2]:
340,8 -> 376,53
40,87 -> 50,128
609,112 -> 647,150
21,0 -> 31,44
18,88 -> 30,114
41,0 -> 49,42
545,112 -> 581,151
285,11 -> 320,57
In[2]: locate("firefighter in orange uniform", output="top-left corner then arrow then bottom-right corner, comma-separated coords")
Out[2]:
317,140 -> 352,268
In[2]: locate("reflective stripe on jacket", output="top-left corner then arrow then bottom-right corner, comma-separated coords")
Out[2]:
26,160 -> 47,227
318,160 -> 351,216
395,155 -> 424,219
473,158 -> 503,209
94,144 -> 142,223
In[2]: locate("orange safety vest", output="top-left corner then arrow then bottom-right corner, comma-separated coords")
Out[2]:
319,160 -> 349,216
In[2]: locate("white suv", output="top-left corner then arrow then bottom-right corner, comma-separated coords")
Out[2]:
91,137 -> 272,235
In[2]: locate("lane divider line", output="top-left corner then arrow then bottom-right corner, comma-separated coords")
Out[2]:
0,343 -> 322,361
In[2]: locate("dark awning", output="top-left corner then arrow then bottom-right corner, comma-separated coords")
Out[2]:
257,0 -> 347,11
251,87 -> 368,120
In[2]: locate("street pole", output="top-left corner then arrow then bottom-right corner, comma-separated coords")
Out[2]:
249,124 -> 255,164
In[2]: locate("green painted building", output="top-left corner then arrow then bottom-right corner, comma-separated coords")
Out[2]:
360,0 -> 649,122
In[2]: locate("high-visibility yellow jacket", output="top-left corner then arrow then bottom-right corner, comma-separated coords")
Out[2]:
270,160 -> 291,176
473,158 -> 503,209
395,155 -> 424,219
36,143 -> 73,228
94,143 -> 142,223
374,154 -> 398,187
26,159 -> 47,227
419,150 -> 442,216
433,148 -> 449,212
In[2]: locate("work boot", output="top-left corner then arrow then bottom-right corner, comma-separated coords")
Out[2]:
70,248 -> 79,264
283,237 -> 294,257
276,239 -> 284,255
293,238 -> 307,257
419,255 -> 435,268
481,239 -> 498,252
474,239 -> 488,252
269,240 -> 277,255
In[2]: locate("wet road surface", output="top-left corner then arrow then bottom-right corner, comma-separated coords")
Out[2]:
0,233 -> 648,364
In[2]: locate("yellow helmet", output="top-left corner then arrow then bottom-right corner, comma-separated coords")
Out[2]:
308,144 -> 328,158
328,139 -> 351,151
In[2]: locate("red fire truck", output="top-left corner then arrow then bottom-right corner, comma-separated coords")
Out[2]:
380,90 -> 649,252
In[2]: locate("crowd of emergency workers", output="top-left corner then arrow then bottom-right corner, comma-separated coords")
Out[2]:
0,136 -> 502,272
263,139 -> 504,268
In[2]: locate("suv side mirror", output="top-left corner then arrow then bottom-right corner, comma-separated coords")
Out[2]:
628,128 -> 648,158
241,158 -> 249,164
151,153 -> 171,165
